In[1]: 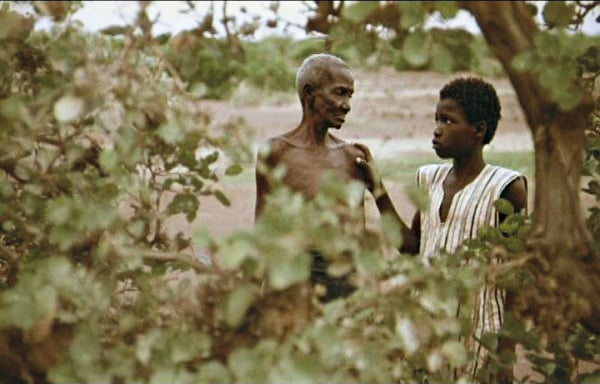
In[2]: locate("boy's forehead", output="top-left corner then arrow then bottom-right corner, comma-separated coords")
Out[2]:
436,97 -> 462,111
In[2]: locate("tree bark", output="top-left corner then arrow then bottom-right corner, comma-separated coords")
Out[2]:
461,1 -> 600,334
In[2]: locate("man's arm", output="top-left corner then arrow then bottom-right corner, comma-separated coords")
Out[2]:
254,138 -> 286,222
254,140 -> 275,222
255,163 -> 268,222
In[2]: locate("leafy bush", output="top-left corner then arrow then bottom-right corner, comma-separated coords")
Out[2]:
1,2 -> 599,384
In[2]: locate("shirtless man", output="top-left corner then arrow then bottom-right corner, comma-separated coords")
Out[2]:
254,53 -> 367,301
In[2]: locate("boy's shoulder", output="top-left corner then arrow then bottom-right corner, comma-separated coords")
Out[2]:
417,163 -> 451,179
416,163 -> 451,188
486,164 -> 524,182
418,163 -> 450,173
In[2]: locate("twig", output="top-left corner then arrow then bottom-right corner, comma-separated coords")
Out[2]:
141,250 -> 214,273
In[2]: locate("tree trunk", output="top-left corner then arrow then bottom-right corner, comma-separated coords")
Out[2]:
461,1 -> 599,334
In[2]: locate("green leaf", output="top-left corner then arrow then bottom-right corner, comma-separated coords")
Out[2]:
136,329 -> 161,365
157,122 -> 184,144
381,212 -> 403,249
268,253 -> 311,290
343,1 -> 379,23
542,1 -> 575,28
214,190 -> 231,206
197,361 -> 232,384
480,332 -> 498,352
46,197 -> 73,225
225,164 -> 243,176
167,193 -> 199,222
580,372 -> 600,384
407,185 -> 430,211
431,43 -> 454,73
220,237 -> 253,268
512,52 -> 532,72
402,31 -> 430,67
99,149 -> 119,172
435,1 -> 458,19
149,366 -> 177,384
398,2 -> 425,28
441,340 -> 467,366
223,285 -> 258,328
354,250 -> 385,277
70,326 -> 101,367
171,332 -> 211,363
503,237 -> 525,253
494,198 -> 514,216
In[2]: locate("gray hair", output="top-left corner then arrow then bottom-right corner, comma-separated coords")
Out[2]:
295,53 -> 349,100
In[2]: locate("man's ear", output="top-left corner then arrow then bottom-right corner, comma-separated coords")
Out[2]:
303,84 -> 314,99
302,84 -> 315,108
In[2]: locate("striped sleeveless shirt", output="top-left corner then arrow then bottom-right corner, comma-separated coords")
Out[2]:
417,163 -> 524,379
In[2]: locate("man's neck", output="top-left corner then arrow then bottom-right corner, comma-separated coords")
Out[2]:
292,116 -> 331,147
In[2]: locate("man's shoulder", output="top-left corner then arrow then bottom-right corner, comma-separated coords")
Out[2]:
257,135 -> 293,160
328,135 -> 364,157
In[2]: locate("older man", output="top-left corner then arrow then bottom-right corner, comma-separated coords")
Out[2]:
254,53 -> 368,301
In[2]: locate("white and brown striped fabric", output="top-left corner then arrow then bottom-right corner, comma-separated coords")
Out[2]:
417,163 -> 524,379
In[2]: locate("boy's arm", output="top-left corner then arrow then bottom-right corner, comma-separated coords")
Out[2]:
371,188 -> 420,254
353,143 -> 420,254
497,175 -> 528,383
500,176 -> 528,216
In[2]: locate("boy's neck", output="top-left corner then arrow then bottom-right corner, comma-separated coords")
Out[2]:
452,151 -> 485,179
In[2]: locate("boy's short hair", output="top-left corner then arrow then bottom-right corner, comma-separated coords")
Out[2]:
439,77 -> 501,145
295,53 -> 348,101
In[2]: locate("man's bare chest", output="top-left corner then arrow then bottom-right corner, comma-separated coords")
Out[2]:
278,148 -> 357,198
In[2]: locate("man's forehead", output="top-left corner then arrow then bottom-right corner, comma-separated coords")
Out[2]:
320,64 -> 354,86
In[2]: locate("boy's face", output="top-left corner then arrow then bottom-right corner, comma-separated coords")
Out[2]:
312,64 -> 354,129
432,98 -> 481,159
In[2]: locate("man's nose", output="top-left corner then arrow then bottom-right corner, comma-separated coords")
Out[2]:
433,125 -> 442,137
340,101 -> 350,113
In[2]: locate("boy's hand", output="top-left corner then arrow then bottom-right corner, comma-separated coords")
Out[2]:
353,143 -> 385,198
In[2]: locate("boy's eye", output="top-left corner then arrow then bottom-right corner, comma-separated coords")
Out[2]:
435,117 -> 451,125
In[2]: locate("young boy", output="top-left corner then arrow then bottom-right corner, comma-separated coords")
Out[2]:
355,77 -> 528,381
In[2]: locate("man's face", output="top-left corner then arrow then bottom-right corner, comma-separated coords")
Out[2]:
432,98 -> 480,159
312,65 -> 354,129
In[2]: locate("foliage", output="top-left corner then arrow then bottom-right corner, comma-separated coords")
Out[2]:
159,2 -> 508,100
1,1 -> 600,384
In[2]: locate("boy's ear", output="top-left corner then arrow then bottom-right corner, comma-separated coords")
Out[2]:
475,121 -> 487,142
